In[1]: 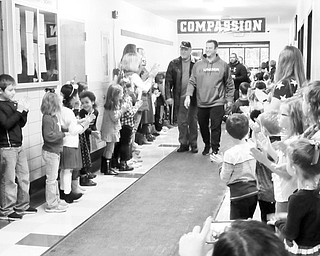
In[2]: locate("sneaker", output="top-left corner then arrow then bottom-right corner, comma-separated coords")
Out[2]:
20,207 -> 37,214
6,212 -> 23,220
45,204 -> 68,213
212,149 -> 219,155
202,145 -> 210,155
191,146 -> 198,153
87,172 -> 97,179
58,201 -> 69,207
177,145 -> 189,153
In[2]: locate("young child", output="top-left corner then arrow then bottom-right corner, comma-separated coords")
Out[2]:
231,82 -> 250,114
41,90 -> 68,213
0,74 -> 37,220
210,113 -> 258,220
274,138 -> 320,255
79,90 -> 100,186
100,84 -> 126,175
59,83 -> 91,203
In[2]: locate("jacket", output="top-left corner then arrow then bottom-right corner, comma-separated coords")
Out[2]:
0,100 -> 28,147
186,55 -> 234,108
228,61 -> 249,90
165,56 -> 196,122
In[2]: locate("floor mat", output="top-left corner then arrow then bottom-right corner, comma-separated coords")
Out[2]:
43,134 -> 229,256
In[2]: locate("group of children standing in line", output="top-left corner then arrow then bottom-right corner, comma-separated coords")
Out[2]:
0,43 -> 167,219
209,45 -> 320,256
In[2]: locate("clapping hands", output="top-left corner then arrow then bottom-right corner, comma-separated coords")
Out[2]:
17,97 -> 30,112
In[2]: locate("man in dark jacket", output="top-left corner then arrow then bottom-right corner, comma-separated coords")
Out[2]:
165,41 -> 198,153
228,53 -> 249,101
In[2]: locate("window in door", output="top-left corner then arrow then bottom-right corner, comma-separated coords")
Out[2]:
15,4 -> 58,84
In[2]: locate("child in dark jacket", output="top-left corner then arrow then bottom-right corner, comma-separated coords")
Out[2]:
0,74 -> 37,220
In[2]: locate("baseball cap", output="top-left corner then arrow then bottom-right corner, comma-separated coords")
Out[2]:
180,41 -> 192,49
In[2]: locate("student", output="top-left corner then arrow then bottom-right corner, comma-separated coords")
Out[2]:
231,82 -> 250,114
0,74 -> 37,220
59,83 -> 91,203
210,113 -> 258,220
100,84 -> 126,175
78,91 -> 100,186
41,89 -> 68,213
302,81 -> 320,140
273,138 -> 320,255
269,46 -> 306,111
113,82 -> 142,172
179,216 -> 289,256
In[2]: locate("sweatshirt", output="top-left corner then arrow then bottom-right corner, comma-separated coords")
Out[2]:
0,100 -> 28,147
42,114 -> 65,154
186,55 -> 234,108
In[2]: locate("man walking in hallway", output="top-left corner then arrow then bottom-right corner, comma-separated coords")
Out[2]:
165,41 -> 198,153
228,53 -> 249,101
184,39 -> 234,155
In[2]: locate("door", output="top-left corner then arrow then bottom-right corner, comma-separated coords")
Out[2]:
60,19 -> 86,83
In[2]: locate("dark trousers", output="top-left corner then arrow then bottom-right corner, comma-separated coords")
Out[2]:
197,105 -> 225,151
177,99 -> 198,147
113,125 -> 133,162
230,195 -> 258,220
258,200 -> 275,223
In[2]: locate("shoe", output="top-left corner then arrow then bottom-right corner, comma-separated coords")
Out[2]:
7,212 -> 23,220
152,132 -> 160,136
202,145 -> 210,155
87,172 -> 97,179
80,175 -> 97,186
212,149 -> 219,155
20,207 -> 37,214
119,161 -> 134,172
146,134 -> 155,142
191,146 -> 198,153
177,145 -> 189,152
45,204 -> 68,213
141,136 -> 152,145
64,192 -> 83,204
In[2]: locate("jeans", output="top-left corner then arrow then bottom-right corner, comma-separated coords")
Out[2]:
197,105 -> 225,151
42,150 -> 60,208
177,99 -> 198,147
0,147 -> 30,216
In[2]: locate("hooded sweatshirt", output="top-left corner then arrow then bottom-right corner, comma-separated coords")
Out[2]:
186,55 -> 234,108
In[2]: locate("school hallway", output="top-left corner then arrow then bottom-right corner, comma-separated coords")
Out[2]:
0,125 -> 260,256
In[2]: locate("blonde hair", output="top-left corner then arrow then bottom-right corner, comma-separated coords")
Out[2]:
275,46 -> 306,89
120,52 -> 142,73
41,92 -> 61,116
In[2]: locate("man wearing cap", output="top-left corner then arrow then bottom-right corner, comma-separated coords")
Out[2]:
184,39 -> 234,156
165,41 -> 198,153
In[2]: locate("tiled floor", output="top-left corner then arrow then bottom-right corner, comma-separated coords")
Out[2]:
0,127 -> 260,256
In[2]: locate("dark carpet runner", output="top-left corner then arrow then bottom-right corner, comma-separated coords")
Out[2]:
43,131 -> 231,256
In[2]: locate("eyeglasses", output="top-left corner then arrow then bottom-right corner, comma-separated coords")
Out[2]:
44,88 -> 55,93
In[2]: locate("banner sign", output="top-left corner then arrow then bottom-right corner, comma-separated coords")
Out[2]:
177,18 -> 266,34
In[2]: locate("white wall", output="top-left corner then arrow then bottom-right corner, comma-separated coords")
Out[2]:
295,0 -> 320,81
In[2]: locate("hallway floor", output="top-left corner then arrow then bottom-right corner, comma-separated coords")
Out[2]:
0,126 -> 259,256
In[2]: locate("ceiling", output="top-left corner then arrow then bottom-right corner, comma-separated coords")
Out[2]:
123,0 -> 298,31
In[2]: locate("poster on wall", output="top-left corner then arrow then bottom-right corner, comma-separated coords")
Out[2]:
177,18 -> 266,34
